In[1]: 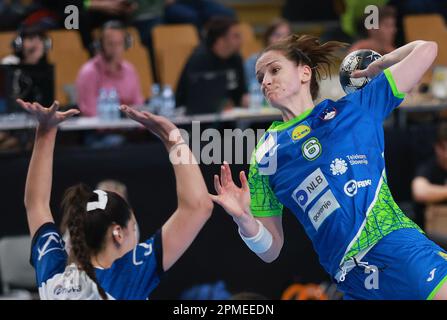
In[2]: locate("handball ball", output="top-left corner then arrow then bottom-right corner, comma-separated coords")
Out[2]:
339,49 -> 382,94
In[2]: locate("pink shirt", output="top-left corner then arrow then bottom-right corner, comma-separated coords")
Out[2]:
76,54 -> 144,117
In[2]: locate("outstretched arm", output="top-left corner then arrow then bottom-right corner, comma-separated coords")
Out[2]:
120,105 -> 213,272
412,177 -> 447,203
352,40 -> 438,93
18,99 -> 79,238
210,162 -> 284,263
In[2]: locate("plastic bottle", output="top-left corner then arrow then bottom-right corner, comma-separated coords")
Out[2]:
249,81 -> 263,111
160,85 -> 176,117
108,87 -> 121,120
149,83 -> 162,114
97,88 -> 109,119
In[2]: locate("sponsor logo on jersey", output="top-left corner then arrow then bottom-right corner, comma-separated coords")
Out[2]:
292,168 -> 328,211
54,284 -> 82,296
427,268 -> 437,282
330,158 -> 348,175
319,106 -> 337,121
291,123 -> 311,141
308,190 -> 340,230
344,179 -> 372,197
346,154 -> 368,166
301,137 -> 322,161
133,242 -> 153,266
37,232 -> 65,261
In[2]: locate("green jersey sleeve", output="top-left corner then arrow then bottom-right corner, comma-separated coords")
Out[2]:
248,135 -> 283,217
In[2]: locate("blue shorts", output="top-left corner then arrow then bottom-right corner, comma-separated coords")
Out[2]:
337,228 -> 447,300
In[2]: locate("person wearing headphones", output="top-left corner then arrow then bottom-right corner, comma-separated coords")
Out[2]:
1,24 -> 51,66
75,20 -> 144,117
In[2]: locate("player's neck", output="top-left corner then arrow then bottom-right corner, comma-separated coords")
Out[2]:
92,248 -> 117,269
280,92 -> 314,122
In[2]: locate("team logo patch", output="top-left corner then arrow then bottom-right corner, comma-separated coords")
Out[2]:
330,158 -> 348,176
319,106 -> 337,121
301,137 -> 322,161
292,124 -> 311,141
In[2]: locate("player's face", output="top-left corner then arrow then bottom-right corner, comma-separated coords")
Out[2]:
256,50 -> 311,108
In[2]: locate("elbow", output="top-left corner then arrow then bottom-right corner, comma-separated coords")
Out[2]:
185,197 -> 214,219
260,238 -> 283,263
420,41 -> 438,62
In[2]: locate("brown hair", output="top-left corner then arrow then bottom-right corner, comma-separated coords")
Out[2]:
262,34 -> 347,100
61,183 -> 132,299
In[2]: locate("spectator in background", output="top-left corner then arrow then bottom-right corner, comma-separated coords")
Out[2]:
349,5 -> 397,55
1,24 -> 51,65
340,0 -> 389,41
76,20 -> 144,117
0,23 -> 52,152
244,18 -> 291,93
176,16 -> 248,113
412,122 -> 447,229
164,0 -> 235,30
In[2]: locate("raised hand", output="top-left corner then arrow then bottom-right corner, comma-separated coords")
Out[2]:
351,57 -> 384,79
16,99 -> 79,130
120,105 -> 182,147
210,162 -> 251,220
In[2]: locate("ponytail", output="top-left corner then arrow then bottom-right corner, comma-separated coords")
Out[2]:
264,34 -> 347,100
61,184 -> 108,299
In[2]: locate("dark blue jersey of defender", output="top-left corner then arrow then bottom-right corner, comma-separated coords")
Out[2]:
30,223 -> 163,299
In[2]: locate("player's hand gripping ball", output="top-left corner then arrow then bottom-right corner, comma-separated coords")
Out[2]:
339,49 -> 382,94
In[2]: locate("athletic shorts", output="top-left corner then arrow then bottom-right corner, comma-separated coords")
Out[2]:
336,228 -> 447,300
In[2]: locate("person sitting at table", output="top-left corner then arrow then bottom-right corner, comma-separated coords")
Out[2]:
76,20 -> 144,117
349,5 -> 397,56
175,16 -> 248,114
412,122 -> 447,230
244,18 -> 291,96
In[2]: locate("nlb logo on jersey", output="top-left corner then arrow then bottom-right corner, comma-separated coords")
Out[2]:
344,179 -> 372,197
291,123 -> 311,141
308,190 -> 340,230
292,168 -> 329,211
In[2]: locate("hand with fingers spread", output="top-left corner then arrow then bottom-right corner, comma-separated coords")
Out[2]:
16,99 -> 79,131
120,105 -> 182,148
210,162 -> 252,220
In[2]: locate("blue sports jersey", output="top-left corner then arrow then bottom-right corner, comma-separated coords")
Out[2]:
30,222 -> 163,300
249,69 -> 421,279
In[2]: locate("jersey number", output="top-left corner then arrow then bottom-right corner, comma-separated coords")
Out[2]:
302,137 -> 322,161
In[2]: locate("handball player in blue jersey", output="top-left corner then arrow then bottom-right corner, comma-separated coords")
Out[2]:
211,34 -> 447,299
18,99 -> 213,299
